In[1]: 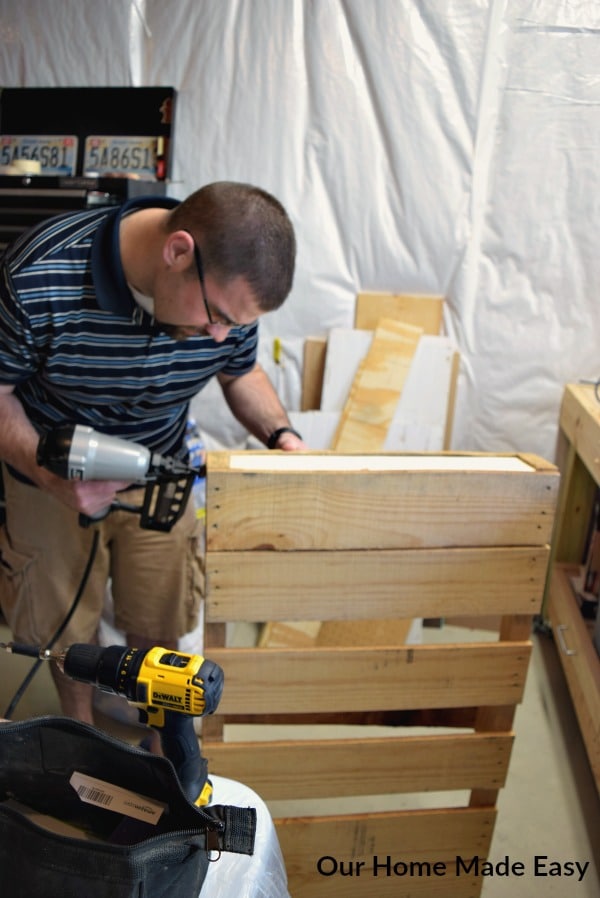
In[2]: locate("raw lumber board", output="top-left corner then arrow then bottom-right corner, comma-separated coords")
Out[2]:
205,452 -> 558,552
259,617 -> 416,649
217,545 -> 551,623
258,621 -> 321,649
207,642 -> 532,714
301,336 -> 327,411
277,807 -> 493,898
355,290 -> 444,334
204,732 -> 512,799
332,318 -> 423,451
316,617 -> 413,647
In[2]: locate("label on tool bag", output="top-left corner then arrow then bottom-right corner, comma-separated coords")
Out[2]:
70,772 -> 167,824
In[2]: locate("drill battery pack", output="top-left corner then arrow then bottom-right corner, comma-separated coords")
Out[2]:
0,716 -> 256,898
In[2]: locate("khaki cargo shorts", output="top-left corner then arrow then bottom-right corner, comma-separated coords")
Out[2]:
0,464 -> 203,648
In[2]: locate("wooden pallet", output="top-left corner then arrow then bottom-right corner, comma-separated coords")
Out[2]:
202,450 -> 558,898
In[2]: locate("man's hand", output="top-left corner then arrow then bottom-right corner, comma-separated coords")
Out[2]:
269,428 -> 307,451
0,386 -> 132,515
40,472 -> 134,517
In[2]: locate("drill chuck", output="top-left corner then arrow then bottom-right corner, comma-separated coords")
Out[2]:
61,644 -> 139,699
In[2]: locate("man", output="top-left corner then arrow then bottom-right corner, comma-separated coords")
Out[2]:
0,180 -> 305,724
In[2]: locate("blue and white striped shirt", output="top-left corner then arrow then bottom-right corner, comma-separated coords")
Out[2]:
0,197 -> 258,456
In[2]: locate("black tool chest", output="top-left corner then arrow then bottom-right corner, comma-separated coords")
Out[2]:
0,174 -> 165,252
0,86 -> 175,252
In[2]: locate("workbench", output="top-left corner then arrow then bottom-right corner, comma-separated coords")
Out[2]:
544,384 -> 600,793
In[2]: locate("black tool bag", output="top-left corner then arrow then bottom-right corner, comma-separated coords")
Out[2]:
0,716 -> 256,898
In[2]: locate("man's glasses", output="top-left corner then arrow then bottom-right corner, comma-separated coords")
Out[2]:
185,231 -> 240,328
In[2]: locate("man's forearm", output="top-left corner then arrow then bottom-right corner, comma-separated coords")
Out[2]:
0,388 -> 49,486
219,365 -> 305,449
0,388 -> 131,513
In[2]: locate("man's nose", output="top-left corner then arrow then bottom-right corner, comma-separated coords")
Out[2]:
206,323 -> 231,343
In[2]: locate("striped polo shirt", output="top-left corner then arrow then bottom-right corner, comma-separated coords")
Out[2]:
0,197 -> 258,457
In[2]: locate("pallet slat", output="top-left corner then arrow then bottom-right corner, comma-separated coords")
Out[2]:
209,642 -> 531,714
276,807 -> 494,898
204,732 -> 513,798
206,453 -> 558,551
206,546 -> 549,622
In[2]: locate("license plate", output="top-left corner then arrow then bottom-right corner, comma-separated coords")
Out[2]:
84,135 -> 158,179
0,135 -> 78,176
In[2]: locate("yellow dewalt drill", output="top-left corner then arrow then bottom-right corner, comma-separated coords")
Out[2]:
1,642 -> 223,807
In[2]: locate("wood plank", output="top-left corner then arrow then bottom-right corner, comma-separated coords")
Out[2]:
316,617 -> 413,647
470,703 -> 517,808
332,319 -> 423,451
206,454 -> 559,551
276,807 -> 494,898
204,732 -> 513,798
260,617 -> 415,652
208,642 -> 531,714
208,450 -> 551,474
257,620 -> 322,648
547,565 -> 600,789
469,614 -> 526,806
301,336 -> 327,411
355,291 -> 444,335
554,450 -> 595,565
205,546 -> 550,623
559,384 -> 600,488
444,350 -> 461,449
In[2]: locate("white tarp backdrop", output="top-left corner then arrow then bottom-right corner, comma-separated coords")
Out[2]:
0,0 -> 598,461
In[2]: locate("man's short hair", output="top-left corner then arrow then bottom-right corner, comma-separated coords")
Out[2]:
168,181 -> 296,311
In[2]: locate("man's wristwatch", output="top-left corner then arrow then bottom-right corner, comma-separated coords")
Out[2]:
267,426 -> 303,449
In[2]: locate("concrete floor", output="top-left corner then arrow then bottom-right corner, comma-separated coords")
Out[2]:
1,622 -> 598,897
482,629 -> 600,897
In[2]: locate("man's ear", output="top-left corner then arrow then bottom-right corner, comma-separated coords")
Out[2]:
163,230 -> 194,272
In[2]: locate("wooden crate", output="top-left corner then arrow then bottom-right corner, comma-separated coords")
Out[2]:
202,451 -> 558,898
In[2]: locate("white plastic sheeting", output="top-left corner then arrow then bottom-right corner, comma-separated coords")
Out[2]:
0,0 -> 598,462
203,775 -> 291,898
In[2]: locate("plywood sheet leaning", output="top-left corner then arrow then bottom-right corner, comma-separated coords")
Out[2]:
355,290 -> 444,334
331,318 -> 423,451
